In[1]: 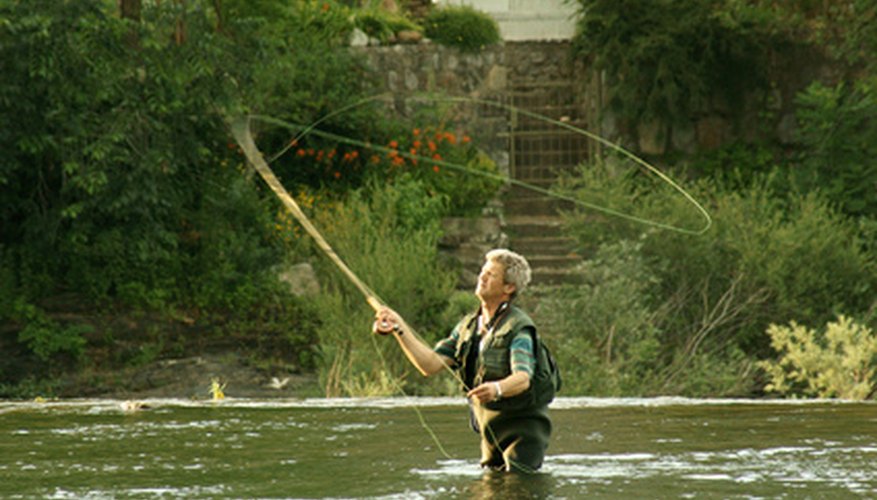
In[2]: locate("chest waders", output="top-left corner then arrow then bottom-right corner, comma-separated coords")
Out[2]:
454,305 -> 552,472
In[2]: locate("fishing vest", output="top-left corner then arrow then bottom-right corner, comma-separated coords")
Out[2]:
454,305 -> 558,411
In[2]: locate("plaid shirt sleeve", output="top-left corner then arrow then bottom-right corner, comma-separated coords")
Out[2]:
510,330 -> 535,376
433,328 -> 459,361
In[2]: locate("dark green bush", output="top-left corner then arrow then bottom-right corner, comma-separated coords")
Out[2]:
0,0 -> 385,377
424,5 -> 501,53
570,0 -> 784,126
793,79 -> 877,219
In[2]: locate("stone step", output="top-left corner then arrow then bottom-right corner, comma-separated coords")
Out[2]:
527,254 -> 582,269
511,165 -> 577,181
503,195 -> 574,216
502,215 -> 568,238
507,179 -> 557,198
531,267 -> 585,286
509,235 -> 577,255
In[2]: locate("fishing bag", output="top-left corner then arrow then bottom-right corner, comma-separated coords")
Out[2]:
530,329 -> 562,407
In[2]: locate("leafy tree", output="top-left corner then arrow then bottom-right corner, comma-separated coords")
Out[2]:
793,79 -> 877,219
570,0 -> 783,127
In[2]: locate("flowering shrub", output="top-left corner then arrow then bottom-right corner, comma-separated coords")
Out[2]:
377,126 -> 503,216
286,125 -> 502,216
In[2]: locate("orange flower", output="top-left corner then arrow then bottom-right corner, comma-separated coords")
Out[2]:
388,140 -> 398,149
327,149 -> 336,160
333,171 -> 341,179
432,153 -> 442,161
413,128 -> 420,136
433,165 -> 440,173
462,135 -> 471,144
391,156 -> 405,167
296,149 -> 306,157
413,140 -> 422,149
350,150 -> 359,159
445,132 -> 457,144
427,141 -> 437,152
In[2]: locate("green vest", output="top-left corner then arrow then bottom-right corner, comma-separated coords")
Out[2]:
454,305 -> 545,412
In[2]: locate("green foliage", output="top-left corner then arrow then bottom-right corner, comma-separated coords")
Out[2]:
424,5 -> 501,53
570,0 -> 784,126
379,126 -> 503,216
531,239 -> 756,397
10,300 -> 89,362
556,161 -> 876,394
0,0 -> 376,309
759,316 -> 877,400
793,79 -> 877,219
0,0 -> 394,376
687,143 -> 787,191
531,241 -> 664,396
305,180 -> 458,396
354,5 -> 421,43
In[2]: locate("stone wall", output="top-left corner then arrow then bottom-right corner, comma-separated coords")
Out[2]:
353,43 -> 509,167
354,40 -> 841,284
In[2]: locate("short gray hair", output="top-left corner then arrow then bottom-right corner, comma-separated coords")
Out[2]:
485,248 -> 531,298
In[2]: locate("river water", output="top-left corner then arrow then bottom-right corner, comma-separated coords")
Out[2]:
1,397 -> 874,499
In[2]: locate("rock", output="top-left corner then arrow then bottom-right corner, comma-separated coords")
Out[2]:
349,28 -> 369,47
278,263 -> 321,296
396,30 -> 423,44
696,115 -> 729,151
637,119 -> 667,156
776,113 -> 798,145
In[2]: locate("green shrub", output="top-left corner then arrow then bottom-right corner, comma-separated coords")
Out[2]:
759,316 -> 877,400
11,300 -> 89,363
424,5 -> 501,53
354,7 -> 421,43
793,79 -> 877,219
304,179 -> 457,396
529,241 -> 664,396
570,0 -> 783,125
0,0 -> 380,312
556,161 -> 876,395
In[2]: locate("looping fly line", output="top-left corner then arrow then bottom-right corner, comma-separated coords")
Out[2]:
258,92 -> 713,236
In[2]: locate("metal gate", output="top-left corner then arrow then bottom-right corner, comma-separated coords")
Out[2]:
506,78 -> 596,184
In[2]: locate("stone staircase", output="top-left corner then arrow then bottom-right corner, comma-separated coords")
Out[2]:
501,76 -> 590,286
503,181 -> 582,286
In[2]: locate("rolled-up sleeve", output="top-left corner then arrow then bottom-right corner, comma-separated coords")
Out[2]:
510,331 -> 535,376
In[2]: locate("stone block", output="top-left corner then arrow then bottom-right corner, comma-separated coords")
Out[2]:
278,263 -> 321,297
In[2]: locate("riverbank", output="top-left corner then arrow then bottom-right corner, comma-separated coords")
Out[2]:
1,298 -> 323,400
93,353 -> 322,400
